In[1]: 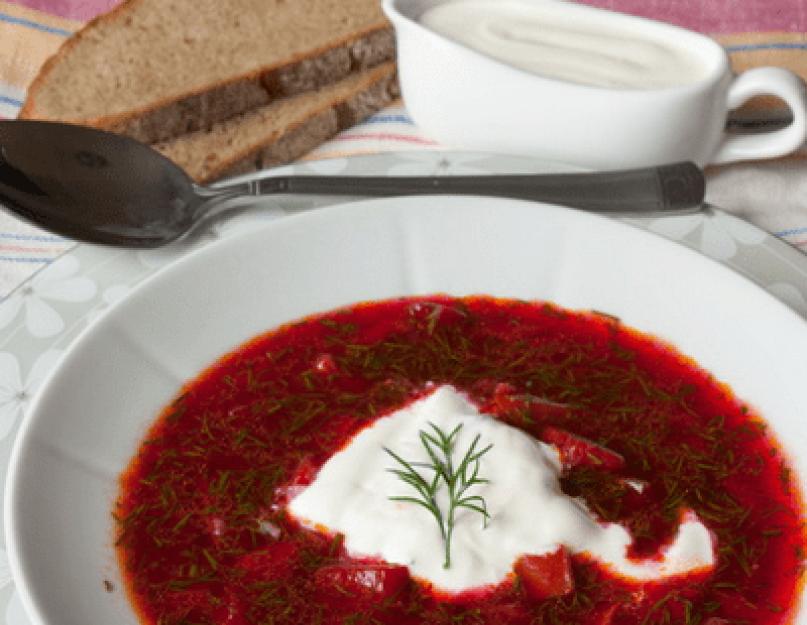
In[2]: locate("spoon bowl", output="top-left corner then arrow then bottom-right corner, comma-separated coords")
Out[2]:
0,120 -> 705,248
0,120 -> 200,246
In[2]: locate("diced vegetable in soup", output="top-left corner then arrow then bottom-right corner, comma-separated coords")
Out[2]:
115,296 -> 805,625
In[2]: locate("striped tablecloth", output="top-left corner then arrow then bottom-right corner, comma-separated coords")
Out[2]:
2,0 -> 807,299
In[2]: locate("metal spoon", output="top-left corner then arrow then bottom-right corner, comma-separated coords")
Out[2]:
0,120 -> 705,248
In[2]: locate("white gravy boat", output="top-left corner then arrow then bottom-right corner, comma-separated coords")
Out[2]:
383,0 -> 807,169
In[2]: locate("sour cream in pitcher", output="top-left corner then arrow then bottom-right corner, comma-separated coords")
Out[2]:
419,0 -> 708,89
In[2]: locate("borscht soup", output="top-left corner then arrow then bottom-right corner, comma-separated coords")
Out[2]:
115,296 -> 805,625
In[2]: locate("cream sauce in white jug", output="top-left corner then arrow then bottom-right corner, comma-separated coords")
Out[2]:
420,0 -> 708,89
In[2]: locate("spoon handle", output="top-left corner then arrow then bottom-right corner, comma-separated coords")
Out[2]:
216,162 -> 704,213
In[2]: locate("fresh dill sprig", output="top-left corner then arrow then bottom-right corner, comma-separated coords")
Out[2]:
384,422 -> 492,569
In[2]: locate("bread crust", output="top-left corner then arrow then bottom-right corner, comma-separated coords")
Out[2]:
155,62 -> 399,183
20,0 -> 394,144
20,0 -> 144,120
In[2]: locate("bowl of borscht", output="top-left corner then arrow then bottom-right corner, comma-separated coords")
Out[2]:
6,195 -> 807,625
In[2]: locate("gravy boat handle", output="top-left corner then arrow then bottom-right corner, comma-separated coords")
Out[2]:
712,67 -> 807,164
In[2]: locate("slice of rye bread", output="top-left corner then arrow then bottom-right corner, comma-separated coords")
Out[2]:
155,61 -> 398,184
20,0 -> 394,144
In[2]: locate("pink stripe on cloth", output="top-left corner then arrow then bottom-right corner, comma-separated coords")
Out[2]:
0,243 -> 61,253
580,0 -> 807,35
5,0 -> 116,22
8,0 -> 807,34
337,132 -> 439,146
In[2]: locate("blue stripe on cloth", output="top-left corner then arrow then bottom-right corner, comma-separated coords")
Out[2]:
0,256 -> 52,263
775,226 -> 807,237
725,42 -> 807,53
0,232 -> 67,242
367,114 -> 414,124
0,11 -> 73,37
0,94 -> 23,107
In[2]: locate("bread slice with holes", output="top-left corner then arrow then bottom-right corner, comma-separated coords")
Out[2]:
20,0 -> 394,144
155,61 -> 398,183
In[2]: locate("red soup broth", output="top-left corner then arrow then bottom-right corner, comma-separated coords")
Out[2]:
115,296 -> 806,625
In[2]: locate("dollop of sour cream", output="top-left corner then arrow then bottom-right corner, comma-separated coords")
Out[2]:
289,386 -> 715,592
418,0 -> 708,89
